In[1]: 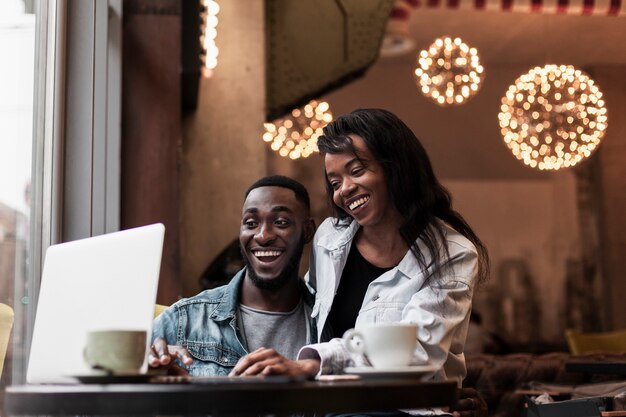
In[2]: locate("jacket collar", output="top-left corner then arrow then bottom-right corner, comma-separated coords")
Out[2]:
211,267 -> 315,320
316,218 -> 359,252
211,268 -> 246,321
314,217 -> 432,282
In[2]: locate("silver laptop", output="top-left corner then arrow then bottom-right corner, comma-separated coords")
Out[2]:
27,223 -> 165,383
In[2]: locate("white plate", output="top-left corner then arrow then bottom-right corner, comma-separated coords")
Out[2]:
343,365 -> 438,379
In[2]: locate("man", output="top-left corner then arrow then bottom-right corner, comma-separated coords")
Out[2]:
149,175 -> 316,376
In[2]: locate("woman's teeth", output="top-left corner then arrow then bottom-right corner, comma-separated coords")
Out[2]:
349,197 -> 370,211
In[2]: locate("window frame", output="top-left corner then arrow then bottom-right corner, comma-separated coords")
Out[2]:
16,0 -> 123,383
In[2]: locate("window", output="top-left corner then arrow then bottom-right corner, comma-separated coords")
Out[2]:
0,0 -> 39,391
1,0 -> 123,395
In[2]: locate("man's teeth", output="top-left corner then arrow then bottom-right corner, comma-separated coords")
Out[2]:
254,250 -> 281,257
349,197 -> 370,211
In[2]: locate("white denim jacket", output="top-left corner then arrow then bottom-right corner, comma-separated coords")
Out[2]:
298,217 -> 478,385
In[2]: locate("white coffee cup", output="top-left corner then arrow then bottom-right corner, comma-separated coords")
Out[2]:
343,323 -> 417,368
83,329 -> 147,375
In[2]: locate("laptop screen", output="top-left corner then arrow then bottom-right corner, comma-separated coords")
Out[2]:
27,223 -> 165,383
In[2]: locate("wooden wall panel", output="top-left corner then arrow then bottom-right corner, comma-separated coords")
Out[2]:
122,1 -> 181,304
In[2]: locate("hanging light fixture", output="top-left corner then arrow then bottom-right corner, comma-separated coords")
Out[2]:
200,0 -> 219,78
414,36 -> 484,106
498,64 -> 608,170
263,100 -> 333,160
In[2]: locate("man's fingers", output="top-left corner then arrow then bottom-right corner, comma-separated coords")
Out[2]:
238,358 -> 278,376
260,364 -> 286,375
152,338 -> 171,362
148,354 -> 160,367
149,339 -> 196,368
229,348 -> 275,376
171,347 -> 193,366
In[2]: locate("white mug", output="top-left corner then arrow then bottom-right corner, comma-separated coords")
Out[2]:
343,323 -> 417,368
84,329 -> 147,375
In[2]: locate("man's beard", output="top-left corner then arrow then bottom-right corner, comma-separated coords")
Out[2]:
242,237 -> 305,291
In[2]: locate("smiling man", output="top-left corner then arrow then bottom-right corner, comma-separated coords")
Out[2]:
149,175 -> 316,376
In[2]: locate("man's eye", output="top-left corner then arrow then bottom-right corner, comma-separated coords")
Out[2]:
275,219 -> 290,227
244,220 -> 258,228
330,181 -> 340,190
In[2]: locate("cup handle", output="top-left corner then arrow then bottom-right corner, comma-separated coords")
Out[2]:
342,328 -> 365,354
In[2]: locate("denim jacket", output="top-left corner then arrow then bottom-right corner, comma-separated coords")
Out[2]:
299,217 -> 478,385
152,268 -> 317,376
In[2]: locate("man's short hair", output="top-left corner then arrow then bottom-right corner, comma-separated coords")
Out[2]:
244,175 -> 311,212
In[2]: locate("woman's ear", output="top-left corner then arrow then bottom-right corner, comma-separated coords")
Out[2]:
303,218 -> 316,244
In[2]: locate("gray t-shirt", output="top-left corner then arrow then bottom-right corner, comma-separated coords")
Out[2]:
237,299 -> 307,360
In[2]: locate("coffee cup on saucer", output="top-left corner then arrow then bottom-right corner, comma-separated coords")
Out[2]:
83,329 -> 147,375
343,323 -> 417,368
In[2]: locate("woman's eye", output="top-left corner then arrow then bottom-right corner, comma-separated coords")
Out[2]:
351,167 -> 364,176
330,181 -> 340,190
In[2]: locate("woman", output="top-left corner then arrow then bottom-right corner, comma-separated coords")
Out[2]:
231,108 -> 489,386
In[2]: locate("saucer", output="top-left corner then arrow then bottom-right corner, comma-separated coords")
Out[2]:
72,373 -> 153,384
343,364 -> 437,379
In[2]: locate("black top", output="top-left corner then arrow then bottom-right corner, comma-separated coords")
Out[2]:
325,244 -> 393,339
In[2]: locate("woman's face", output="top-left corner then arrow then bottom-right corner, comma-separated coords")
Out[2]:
324,134 -> 401,230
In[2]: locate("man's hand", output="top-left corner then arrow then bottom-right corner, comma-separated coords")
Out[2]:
228,347 -> 320,378
148,337 -> 193,375
450,387 -> 488,417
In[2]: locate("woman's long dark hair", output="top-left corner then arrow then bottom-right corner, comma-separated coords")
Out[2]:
317,108 -> 489,285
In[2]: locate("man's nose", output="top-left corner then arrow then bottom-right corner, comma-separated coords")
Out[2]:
254,223 -> 276,243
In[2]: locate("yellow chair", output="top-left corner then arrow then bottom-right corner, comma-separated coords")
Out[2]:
153,304 -> 168,319
565,328 -> 626,355
0,303 -> 15,377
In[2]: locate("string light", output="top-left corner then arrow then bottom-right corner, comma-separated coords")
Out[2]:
200,0 -> 219,77
263,101 -> 333,160
414,37 -> 484,106
498,65 -> 608,170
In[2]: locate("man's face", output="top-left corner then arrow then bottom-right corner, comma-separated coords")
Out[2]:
239,186 -> 313,291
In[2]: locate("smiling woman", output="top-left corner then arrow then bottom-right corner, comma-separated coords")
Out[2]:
298,108 -> 490,383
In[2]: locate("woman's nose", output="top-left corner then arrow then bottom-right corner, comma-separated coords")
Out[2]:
340,179 -> 356,198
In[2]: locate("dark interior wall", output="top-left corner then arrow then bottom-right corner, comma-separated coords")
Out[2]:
180,0 -> 267,297
122,0 -> 181,304
593,66 -> 626,330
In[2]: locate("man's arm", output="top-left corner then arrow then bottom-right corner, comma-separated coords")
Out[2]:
149,306 -> 193,374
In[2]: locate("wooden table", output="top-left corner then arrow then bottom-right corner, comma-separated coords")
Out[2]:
5,377 -> 457,416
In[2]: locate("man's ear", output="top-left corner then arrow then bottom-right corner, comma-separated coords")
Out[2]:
303,218 -> 316,244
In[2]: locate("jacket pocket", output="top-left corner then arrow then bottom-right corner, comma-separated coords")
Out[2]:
375,302 -> 405,322
185,342 -> 242,376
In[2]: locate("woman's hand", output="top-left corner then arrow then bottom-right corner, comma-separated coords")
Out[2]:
229,347 -> 320,378
148,337 -> 193,375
